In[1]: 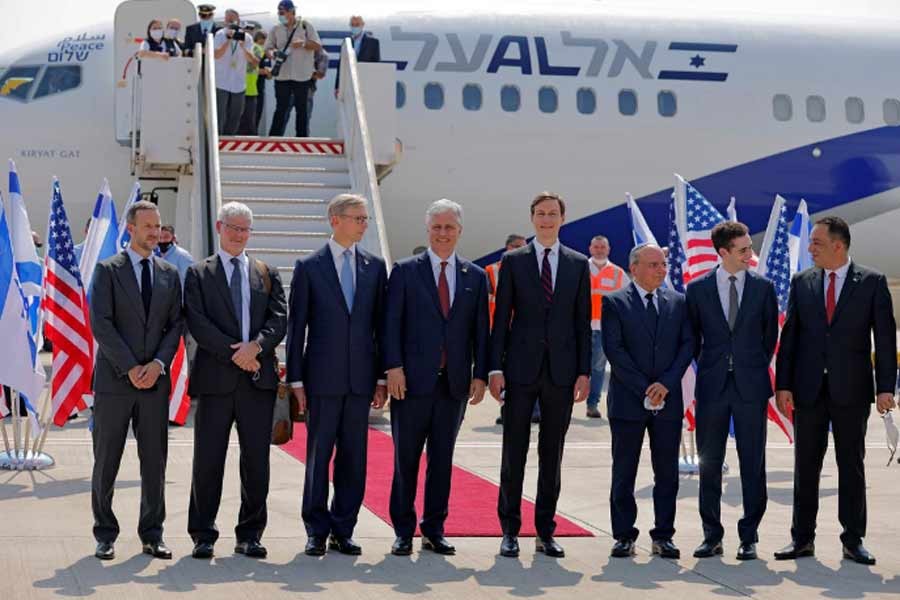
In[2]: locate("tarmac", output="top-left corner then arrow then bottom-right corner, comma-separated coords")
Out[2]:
2,361 -> 900,599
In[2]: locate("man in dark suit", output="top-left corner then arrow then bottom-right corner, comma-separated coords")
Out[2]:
774,216 -> 896,565
488,192 -> 591,559
183,4 -> 220,57
686,221 -> 779,561
602,243 -> 694,559
384,199 -> 490,557
287,193 -> 388,556
184,202 -> 287,560
88,201 -> 184,561
334,15 -> 381,95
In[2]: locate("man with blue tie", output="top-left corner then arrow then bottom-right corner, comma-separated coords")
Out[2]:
686,221 -> 778,561
602,243 -> 694,559
488,192 -> 592,559
383,199 -> 490,556
287,193 -> 388,557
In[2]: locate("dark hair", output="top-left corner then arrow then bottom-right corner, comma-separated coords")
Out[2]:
504,233 -> 526,247
161,224 -> 176,235
146,19 -> 163,39
710,220 -> 749,253
530,192 -> 566,216
814,216 -> 851,248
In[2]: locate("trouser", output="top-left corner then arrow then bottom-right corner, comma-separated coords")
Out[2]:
269,79 -> 312,137
389,371 -> 467,538
302,393 -> 370,538
609,414 -> 681,542
791,377 -> 870,546
92,388 -> 169,544
587,330 -> 607,408
187,376 -> 275,544
216,88 -> 245,135
498,359 -> 574,538
695,374 -> 768,544
237,94 -> 259,135
255,84 -> 266,131
306,87 -> 315,134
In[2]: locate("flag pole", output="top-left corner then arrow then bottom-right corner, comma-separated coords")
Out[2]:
30,386 -> 55,468
22,405 -> 32,468
0,418 -> 11,460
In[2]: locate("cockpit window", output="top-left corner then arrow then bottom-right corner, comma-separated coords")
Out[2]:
0,66 -> 41,102
34,65 -> 82,99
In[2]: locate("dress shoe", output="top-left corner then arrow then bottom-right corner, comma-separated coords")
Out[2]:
499,535 -> 520,558
586,407 -> 603,419
95,541 -> 115,560
652,539 -> 680,559
305,536 -> 327,556
693,540 -> 724,558
329,535 -> 362,555
391,537 -> 413,556
774,541 -> 815,560
422,535 -> 456,555
611,539 -> 636,558
530,414 -> 541,424
495,415 -> 504,425
192,541 -> 214,559
736,542 -> 757,561
535,537 -> 565,558
235,540 -> 267,558
843,543 -> 876,565
142,540 -> 173,559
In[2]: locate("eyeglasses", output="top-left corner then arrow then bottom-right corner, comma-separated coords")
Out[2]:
338,215 -> 371,225
223,222 -> 253,234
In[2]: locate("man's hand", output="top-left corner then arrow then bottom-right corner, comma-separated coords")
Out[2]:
303,40 -> 318,50
469,378 -> 487,405
231,341 -> 260,371
372,384 -> 388,409
876,392 -> 896,415
645,382 -> 669,407
136,361 -> 162,389
775,390 -> 794,418
489,373 -> 505,402
334,89 -> 340,99
574,375 -> 590,403
128,365 -> 145,388
291,39 -> 303,49
292,386 -> 307,414
387,367 -> 406,400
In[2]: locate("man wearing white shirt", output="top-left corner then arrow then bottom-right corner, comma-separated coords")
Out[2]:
214,9 -> 258,135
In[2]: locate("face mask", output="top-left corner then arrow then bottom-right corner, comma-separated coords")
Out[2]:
350,26 -> 363,37
200,19 -> 213,32
278,15 -> 289,25
165,28 -> 179,39
149,29 -> 163,41
157,241 -> 172,253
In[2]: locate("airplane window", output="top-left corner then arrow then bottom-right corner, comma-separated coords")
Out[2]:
806,95 -> 826,122
501,85 -> 520,112
462,84 -> 482,111
576,88 -> 596,115
657,91 -> 677,117
618,90 -> 637,116
0,65 -> 41,102
773,94 -> 792,121
538,87 -> 558,114
34,65 -> 82,99
424,82 -> 444,110
883,99 -> 900,125
396,81 -> 406,109
845,97 -> 864,124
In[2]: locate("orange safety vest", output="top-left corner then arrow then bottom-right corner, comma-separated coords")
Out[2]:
485,261 -> 501,328
591,262 -> 627,328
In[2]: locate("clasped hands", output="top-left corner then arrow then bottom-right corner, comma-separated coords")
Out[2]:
128,362 -> 162,389
230,341 -> 261,373
645,382 -> 669,407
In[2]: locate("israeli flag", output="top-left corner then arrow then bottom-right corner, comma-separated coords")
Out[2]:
789,199 -> 813,273
7,160 -> 42,342
116,181 -> 141,250
79,179 -> 119,296
726,196 -> 738,222
626,192 -> 658,246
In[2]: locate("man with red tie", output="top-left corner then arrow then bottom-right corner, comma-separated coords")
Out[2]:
775,216 -> 897,565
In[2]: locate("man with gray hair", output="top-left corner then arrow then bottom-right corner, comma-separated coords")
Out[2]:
383,199 -> 489,556
183,201 -> 287,559
287,193 -> 388,556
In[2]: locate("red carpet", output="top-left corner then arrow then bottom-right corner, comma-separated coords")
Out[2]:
279,424 -> 593,537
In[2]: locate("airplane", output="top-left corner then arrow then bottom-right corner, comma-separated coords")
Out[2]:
2,0 -> 900,273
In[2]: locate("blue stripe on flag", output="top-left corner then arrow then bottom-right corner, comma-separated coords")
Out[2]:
668,42 -> 738,52
658,71 -> 728,82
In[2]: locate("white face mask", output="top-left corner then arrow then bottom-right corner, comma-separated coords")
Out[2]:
165,28 -> 179,39
149,29 -> 163,41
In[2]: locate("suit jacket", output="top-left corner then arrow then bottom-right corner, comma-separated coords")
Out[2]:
286,243 -> 387,397
383,252 -> 490,399
488,242 -> 591,387
686,268 -> 779,405
183,23 -> 221,56
334,33 -> 381,90
601,283 -> 694,421
775,262 -> 897,408
89,251 -> 184,395
183,254 -> 287,396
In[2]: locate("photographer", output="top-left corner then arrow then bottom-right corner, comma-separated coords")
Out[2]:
213,9 -> 259,135
265,0 -> 321,138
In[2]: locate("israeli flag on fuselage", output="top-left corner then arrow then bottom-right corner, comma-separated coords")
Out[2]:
79,179 -> 119,297
8,160 -> 42,341
788,199 -> 813,274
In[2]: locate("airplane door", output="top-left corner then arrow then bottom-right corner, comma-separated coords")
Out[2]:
113,0 -> 196,144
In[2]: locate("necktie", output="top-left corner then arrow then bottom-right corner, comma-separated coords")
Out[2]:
645,292 -> 658,334
727,275 -> 739,331
541,248 -> 553,304
438,261 -> 450,368
826,271 -> 836,324
230,257 -> 243,332
340,248 -> 355,312
140,258 -> 152,317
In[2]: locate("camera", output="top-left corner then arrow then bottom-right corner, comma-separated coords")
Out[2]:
227,23 -> 246,41
270,49 -> 289,77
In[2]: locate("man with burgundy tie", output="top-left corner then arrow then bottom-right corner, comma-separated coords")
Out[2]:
488,192 -> 592,559
775,216 -> 897,565
383,199 -> 490,556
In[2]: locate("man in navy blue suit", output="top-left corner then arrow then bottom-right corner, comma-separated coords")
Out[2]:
686,221 -> 778,561
334,15 -> 381,94
286,193 -> 388,557
602,243 -> 694,559
383,199 -> 490,557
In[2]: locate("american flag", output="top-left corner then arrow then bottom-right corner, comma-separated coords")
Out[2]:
168,337 -> 191,425
42,179 -> 93,426
680,178 -> 725,283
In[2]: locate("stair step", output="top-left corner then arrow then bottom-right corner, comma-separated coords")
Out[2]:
254,214 -> 327,222
219,152 -> 346,169
221,181 -> 349,201
253,214 -> 330,233
227,196 -> 329,216
245,248 -> 315,271
220,166 -> 351,186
